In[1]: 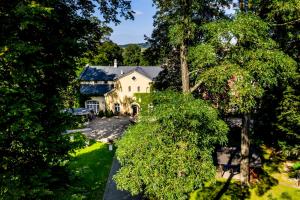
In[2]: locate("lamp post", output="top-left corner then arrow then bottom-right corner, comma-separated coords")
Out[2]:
108,139 -> 114,151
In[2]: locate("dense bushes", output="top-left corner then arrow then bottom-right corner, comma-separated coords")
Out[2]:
114,91 -> 228,199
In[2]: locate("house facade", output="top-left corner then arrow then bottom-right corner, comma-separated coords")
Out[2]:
79,62 -> 162,115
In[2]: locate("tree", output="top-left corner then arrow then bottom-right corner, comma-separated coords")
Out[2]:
123,44 -> 142,66
254,0 -> 300,62
189,13 -> 297,185
114,92 -> 228,199
275,78 -> 300,159
0,0 -> 132,198
78,40 -> 124,67
253,0 -> 300,157
234,0 -> 300,159
152,0 -> 231,92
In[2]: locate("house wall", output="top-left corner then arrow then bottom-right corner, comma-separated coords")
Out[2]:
105,71 -> 152,115
88,96 -> 106,112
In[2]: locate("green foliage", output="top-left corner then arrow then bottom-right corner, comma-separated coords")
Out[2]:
77,41 -> 124,67
98,110 -> 105,118
67,132 -> 89,152
146,0 -> 231,89
191,13 -> 297,114
0,0 -> 132,198
123,44 -> 142,66
114,91 -> 228,199
276,83 -> 300,158
104,110 -> 115,117
169,22 -> 196,45
292,162 -> 300,171
134,93 -> 152,111
254,0 -> 300,62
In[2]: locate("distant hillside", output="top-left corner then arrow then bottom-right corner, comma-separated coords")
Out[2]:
119,43 -> 150,49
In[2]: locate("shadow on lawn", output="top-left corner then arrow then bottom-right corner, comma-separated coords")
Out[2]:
192,169 -> 279,200
192,173 -> 250,200
56,143 -> 114,200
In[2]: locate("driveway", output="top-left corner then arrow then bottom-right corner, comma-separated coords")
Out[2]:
84,116 -> 132,142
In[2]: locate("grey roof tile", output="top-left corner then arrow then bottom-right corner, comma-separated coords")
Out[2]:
80,66 -> 163,81
80,84 -> 111,96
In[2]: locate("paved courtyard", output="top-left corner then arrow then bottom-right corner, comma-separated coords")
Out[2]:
84,116 -> 132,142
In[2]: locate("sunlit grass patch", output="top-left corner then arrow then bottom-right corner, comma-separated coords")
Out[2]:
57,142 -> 114,200
191,178 -> 300,200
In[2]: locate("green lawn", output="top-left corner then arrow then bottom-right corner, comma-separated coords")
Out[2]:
191,145 -> 300,200
57,142 -> 114,200
191,178 -> 300,200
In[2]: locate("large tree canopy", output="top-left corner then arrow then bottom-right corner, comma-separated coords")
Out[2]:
78,40 -> 124,67
189,13 -> 297,184
148,0 -> 232,92
114,92 -> 228,200
244,0 -> 300,158
0,0 -> 132,198
123,44 -> 142,66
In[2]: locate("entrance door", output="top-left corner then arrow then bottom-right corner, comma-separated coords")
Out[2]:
131,105 -> 139,116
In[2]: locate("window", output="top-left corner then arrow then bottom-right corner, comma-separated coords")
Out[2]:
114,103 -> 120,113
132,76 -> 136,81
128,86 -> 131,92
111,84 -> 114,89
137,86 -> 140,92
85,100 -> 100,113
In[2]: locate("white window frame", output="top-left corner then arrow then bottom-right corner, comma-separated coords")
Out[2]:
114,103 -> 120,113
85,100 -> 100,113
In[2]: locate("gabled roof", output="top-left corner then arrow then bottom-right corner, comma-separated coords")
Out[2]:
80,66 -> 163,81
80,84 -> 111,96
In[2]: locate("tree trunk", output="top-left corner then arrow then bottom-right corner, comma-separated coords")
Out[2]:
180,41 -> 190,93
240,113 -> 250,186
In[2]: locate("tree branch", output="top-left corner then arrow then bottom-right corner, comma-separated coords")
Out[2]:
190,80 -> 203,93
272,18 -> 300,26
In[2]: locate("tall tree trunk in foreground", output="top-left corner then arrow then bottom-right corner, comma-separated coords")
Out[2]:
239,0 -> 251,186
241,113 -> 250,185
180,41 -> 190,93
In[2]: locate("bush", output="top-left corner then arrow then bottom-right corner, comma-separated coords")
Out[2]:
98,110 -> 105,118
292,162 -> 300,170
114,91 -> 228,199
104,109 -> 114,118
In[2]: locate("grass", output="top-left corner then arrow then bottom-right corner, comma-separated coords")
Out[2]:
191,145 -> 300,200
191,178 -> 300,200
56,142 -> 115,200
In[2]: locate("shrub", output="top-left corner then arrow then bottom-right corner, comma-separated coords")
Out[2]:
114,91 -> 228,199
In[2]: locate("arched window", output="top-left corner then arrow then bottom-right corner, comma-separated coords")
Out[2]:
114,103 -> 120,113
137,86 -> 140,92
128,86 -> 131,92
85,100 -> 99,113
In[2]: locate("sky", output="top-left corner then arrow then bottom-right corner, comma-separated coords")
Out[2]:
109,0 -> 156,45
109,0 -> 237,45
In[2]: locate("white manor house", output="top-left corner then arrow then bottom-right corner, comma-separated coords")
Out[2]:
79,60 -> 162,115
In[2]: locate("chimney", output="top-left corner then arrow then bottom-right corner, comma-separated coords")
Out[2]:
114,59 -> 117,68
